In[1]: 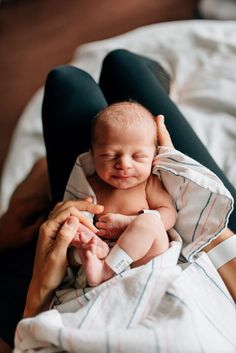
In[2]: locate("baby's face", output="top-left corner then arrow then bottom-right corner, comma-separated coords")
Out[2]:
92,120 -> 156,190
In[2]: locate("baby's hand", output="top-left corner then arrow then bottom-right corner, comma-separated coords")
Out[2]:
96,213 -> 133,239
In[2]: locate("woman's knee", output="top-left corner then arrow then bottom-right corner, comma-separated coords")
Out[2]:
45,65 -> 94,91
102,49 -> 134,71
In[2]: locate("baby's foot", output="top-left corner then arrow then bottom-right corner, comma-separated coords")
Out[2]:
71,223 -> 109,258
96,213 -> 133,238
82,239 -> 114,286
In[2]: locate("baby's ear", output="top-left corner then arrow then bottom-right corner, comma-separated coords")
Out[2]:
155,115 -> 174,149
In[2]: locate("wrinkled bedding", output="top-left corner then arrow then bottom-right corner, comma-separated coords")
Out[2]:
14,254 -> 236,353
1,20 -> 236,216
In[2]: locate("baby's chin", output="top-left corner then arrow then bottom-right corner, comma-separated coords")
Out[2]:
108,176 -> 141,189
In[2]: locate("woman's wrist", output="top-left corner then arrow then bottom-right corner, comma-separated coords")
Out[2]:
23,279 -> 54,318
203,228 -> 233,253
203,229 -> 236,301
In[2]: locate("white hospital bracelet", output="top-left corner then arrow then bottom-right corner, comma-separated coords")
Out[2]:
139,209 -> 160,217
105,244 -> 133,274
207,234 -> 236,270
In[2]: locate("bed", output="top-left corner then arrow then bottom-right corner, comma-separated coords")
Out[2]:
1,19 -> 235,352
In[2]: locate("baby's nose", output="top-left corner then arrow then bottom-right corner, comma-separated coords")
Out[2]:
115,156 -> 132,169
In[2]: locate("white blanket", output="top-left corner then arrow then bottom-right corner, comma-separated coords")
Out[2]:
1,20 -> 236,216
14,148 -> 235,352
14,252 -> 236,352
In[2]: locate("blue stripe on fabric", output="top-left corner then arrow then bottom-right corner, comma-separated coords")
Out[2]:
77,293 -> 101,328
127,260 -> 155,328
191,193 -> 212,242
82,288 -> 89,302
151,327 -> 161,353
175,177 -> 186,212
170,286 -> 236,349
169,263 -> 236,350
189,200 -> 233,260
166,292 -> 205,353
166,157 -> 201,167
138,324 -> 161,353
194,262 -> 235,307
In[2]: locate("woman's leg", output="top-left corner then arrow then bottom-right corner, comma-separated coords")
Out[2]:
42,65 -> 107,203
99,49 -> 236,232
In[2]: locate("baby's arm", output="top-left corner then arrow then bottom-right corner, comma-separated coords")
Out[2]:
146,175 -> 177,230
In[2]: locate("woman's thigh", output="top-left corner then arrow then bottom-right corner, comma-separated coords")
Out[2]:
99,49 -> 236,232
42,65 -> 107,203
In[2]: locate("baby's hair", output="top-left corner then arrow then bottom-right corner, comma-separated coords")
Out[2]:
91,101 -> 157,146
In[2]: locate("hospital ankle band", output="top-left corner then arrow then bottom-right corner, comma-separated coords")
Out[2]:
105,244 -> 133,274
139,209 -> 160,217
207,234 -> 236,269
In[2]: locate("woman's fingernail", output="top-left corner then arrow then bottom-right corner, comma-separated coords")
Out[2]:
67,217 -> 78,228
159,115 -> 165,124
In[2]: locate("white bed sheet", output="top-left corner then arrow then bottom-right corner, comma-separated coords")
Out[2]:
1,19 -> 236,216
1,19 -> 234,353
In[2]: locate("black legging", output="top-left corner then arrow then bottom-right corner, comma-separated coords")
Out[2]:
42,49 -> 236,231
1,49 -> 235,347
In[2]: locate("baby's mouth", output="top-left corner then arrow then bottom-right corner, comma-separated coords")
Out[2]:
113,174 -> 132,179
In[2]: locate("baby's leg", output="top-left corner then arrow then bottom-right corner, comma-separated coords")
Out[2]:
80,239 -> 114,286
81,214 -> 169,286
115,213 -> 169,268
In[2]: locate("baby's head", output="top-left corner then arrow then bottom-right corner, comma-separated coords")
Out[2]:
91,101 -> 157,148
91,101 -> 158,189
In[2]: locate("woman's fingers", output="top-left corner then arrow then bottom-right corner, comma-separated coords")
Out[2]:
155,115 -> 174,148
53,216 -> 79,258
52,200 -> 103,216
50,200 -> 103,232
49,200 -> 103,233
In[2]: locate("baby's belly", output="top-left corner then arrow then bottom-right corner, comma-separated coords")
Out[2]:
98,195 -> 149,216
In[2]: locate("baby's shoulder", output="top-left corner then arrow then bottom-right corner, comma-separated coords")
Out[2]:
146,173 -> 163,192
146,174 -> 169,208
146,174 -> 164,198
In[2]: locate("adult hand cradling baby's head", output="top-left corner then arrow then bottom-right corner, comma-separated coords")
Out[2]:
155,115 -> 174,149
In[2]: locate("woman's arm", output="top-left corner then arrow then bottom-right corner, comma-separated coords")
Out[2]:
202,228 -> 236,300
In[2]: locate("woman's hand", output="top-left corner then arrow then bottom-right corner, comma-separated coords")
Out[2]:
155,115 -> 174,149
23,200 -> 104,318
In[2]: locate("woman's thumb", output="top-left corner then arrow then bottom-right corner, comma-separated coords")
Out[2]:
54,216 -> 79,255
